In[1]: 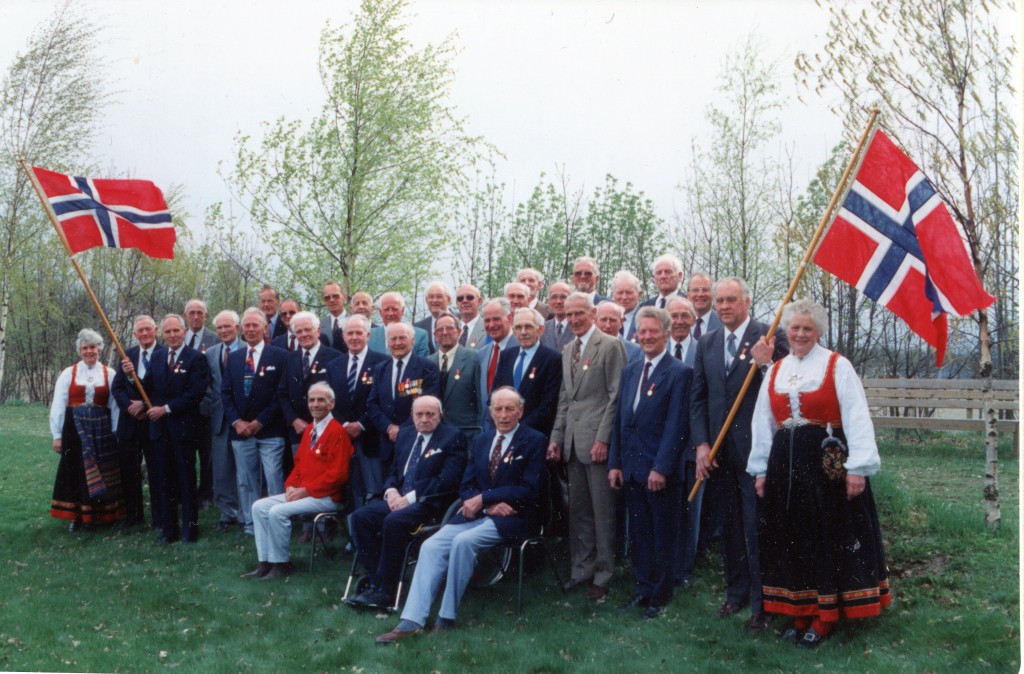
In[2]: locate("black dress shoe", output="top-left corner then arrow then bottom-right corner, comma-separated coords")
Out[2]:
642,605 -> 663,620
158,534 -> 180,545
796,627 -> 824,648
242,562 -> 272,578
780,626 -> 804,643
118,517 -> 141,531
560,576 -> 593,593
618,595 -> 649,611
261,561 -> 293,579
747,613 -> 772,632
359,589 -> 394,610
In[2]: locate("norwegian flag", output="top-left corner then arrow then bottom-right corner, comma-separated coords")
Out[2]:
32,166 -> 176,259
813,130 -> 994,365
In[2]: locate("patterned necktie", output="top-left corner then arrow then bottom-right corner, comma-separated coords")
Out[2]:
347,355 -> 359,394
488,434 -> 506,480
440,353 -> 449,398
402,434 -> 426,493
302,349 -> 311,379
556,322 -> 563,339
513,350 -> 526,390
310,423 -> 319,447
289,334 -> 296,352
634,361 -> 652,412
726,333 -> 737,373
244,347 -> 255,397
487,343 -> 499,392
693,317 -> 703,340
674,341 -> 683,361
167,349 -> 176,367
188,333 -> 197,349
659,297 -> 666,309
140,349 -> 150,379
459,324 -> 469,347
393,358 -> 404,397
571,337 -> 582,382
220,345 -> 228,374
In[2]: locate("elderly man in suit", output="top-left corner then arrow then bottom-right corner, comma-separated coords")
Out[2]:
350,292 -> 377,325
270,299 -> 302,352
609,307 -> 693,619
503,281 -> 531,311
259,285 -> 288,342
640,254 -> 687,309
454,283 -> 486,349
222,308 -> 291,535
492,308 -> 562,438
691,276 -> 788,633
366,322 -> 440,481
548,292 -> 627,601
184,298 -> 219,508
347,395 -> 468,609
667,297 -> 698,367
280,311 -> 343,454
201,310 -> 245,531
368,292 -> 431,357
687,272 -> 721,340
596,301 -> 643,364
432,312 -> 482,441
540,281 -> 573,351
243,382 -> 353,580
414,281 -> 453,355
611,271 -> 643,342
572,256 -> 611,305
477,298 -> 517,416
144,314 -> 210,543
376,387 -> 546,641
320,281 -> 349,350
111,315 -> 160,530
517,267 -> 553,321
324,314 -> 389,508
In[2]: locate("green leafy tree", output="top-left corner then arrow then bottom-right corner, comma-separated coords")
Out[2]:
0,2 -> 110,400
224,0 -> 481,303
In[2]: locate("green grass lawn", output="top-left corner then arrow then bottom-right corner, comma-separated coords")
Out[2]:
0,402 -> 1018,673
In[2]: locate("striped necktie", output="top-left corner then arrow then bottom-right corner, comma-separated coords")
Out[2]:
347,354 -> 359,394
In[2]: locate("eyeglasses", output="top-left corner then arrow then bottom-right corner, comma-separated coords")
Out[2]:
456,295 -> 477,302
573,270 -> 594,277
323,293 -> 343,301
281,311 -> 297,316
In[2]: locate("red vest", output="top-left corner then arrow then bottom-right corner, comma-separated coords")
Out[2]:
67,364 -> 110,407
768,352 -> 842,428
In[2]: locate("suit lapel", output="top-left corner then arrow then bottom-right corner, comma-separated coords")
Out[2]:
571,333 -> 601,397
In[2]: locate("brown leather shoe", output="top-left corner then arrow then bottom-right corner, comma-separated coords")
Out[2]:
717,601 -> 746,618
585,584 -> 609,601
241,562 -> 272,578
747,613 -> 772,632
261,561 -> 293,579
560,576 -> 593,593
375,626 -> 423,644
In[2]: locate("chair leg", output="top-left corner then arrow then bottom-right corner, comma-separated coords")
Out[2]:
393,540 -> 416,613
341,550 -> 361,601
517,541 -> 529,616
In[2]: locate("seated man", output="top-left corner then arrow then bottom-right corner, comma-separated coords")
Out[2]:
376,387 -> 546,641
243,382 -> 353,579
347,395 -> 467,609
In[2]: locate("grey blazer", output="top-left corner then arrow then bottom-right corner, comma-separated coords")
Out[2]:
437,346 -> 482,437
201,339 -> 242,433
550,329 -> 628,463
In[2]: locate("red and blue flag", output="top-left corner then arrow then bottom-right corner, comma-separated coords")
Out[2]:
813,129 -> 994,365
32,166 -> 176,259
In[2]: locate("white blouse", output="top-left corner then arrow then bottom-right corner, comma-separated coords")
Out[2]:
49,361 -> 120,439
747,345 -> 879,478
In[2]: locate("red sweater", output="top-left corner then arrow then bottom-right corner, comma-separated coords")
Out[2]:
285,417 -> 353,502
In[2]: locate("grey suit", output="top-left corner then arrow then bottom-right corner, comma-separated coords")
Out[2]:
540,318 -> 573,351
202,339 -> 243,524
321,313 -> 347,349
461,317 -> 486,350
550,328 -> 627,587
621,338 -> 643,364
689,319 -> 788,615
691,310 -> 722,340
186,327 -> 219,354
477,334 -> 517,420
436,346 -> 482,441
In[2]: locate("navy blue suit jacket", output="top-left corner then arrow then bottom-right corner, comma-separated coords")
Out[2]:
221,344 -> 289,440
610,355 -> 693,483
111,344 -> 155,441
279,345 -> 343,443
639,289 -> 687,309
325,349 -> 388,426
491,344 -> 562,438
147,345 -> 209,443
383,421 -> 467,513
449,424 -> 547,544
365,354 -> 440,463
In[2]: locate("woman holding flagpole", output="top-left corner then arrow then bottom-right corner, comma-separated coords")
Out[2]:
49,328 -> 125,531
747,299 -> 891,648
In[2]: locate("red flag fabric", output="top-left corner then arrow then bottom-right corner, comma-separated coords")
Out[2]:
813,130 -> 994,365
32,166 -> 176,259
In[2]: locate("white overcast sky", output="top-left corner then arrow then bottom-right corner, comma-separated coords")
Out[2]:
0,0 -> 1017,239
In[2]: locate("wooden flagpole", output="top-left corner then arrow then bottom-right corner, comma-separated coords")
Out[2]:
20,157 -> 153,408
688,107 -> 881,503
